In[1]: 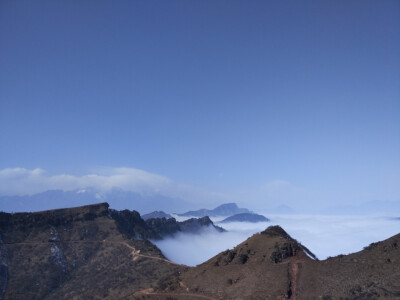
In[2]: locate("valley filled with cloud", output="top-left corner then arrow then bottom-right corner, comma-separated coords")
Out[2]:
154,214 -> 400,266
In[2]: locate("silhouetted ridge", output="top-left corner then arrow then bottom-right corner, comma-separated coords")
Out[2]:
262,226 -> 317,260
0,203 -> 112,243
178,202 -> 251,217
110,209 -> 159,240
0,202 -> 184,299
262,225 -> 293,239
141,211 -> 172,220
180,216 -> 225,233
145,217 -> 180,238
145,216 -> 225,238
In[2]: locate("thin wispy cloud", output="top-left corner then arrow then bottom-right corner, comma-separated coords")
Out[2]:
0,167 -> 323,212
1,167 -> 398,214
0,167 -> 229,206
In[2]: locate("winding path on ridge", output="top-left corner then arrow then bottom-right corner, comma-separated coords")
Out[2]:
135,290 -> 218,300
5,240 -> 217,299
3,240 -> 184,267
113,241 -> 184,266
4,240 -> 313,299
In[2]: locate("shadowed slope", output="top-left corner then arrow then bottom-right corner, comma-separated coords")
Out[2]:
1,204 -> 399,299
0,203 -> 186,300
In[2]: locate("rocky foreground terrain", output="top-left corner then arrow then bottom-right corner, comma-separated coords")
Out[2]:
0,203 -> 399,299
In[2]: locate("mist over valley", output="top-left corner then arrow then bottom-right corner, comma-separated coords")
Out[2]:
154,210 -> 400,266
1,0 -> 399,298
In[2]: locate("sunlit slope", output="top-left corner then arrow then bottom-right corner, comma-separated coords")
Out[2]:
133,226 -> 400,299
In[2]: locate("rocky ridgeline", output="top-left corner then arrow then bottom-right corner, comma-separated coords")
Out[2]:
146,216 -> 225,238
0,202 -> 225,243
0,203 -> 190,299
1,203 -> 399,299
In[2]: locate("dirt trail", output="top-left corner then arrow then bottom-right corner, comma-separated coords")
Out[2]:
286,246 -> 303,300
289,261 -> 299,300
4,240 -> 184,267
137,289 -> 218,300
118,242 -> 183,266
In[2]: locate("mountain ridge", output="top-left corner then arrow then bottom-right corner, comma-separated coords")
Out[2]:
1,203 -> 399,299
134,226 -> 400,299
177,202 -> 251,217
141,211 -> 173,220
0,188 -> 191,214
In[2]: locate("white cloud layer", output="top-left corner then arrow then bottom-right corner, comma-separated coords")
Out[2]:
0,167 -> 224,205
1,167 -> 398,214
152,226 -> 255,266
153,215 -> 400,266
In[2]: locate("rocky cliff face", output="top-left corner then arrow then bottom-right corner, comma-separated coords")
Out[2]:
145,216 -> 225,239
109,208 -> 159,240
145,217 -> 181,238
0,202 -> 228,299
178,216 -> 225,233
0,203 -> 185,299
1,203 -> 399,300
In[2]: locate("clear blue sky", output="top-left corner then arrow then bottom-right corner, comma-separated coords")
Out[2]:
0,1 -> 399,207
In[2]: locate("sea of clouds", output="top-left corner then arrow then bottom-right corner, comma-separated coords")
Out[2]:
152,214 -> 400,266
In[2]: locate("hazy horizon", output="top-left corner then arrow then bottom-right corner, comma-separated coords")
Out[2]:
1,1 -> 399,214
1,166 -> 399,215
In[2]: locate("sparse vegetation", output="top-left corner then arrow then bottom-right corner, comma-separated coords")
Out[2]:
1,203 -> 399,299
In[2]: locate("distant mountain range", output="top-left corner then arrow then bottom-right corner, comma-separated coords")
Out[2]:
109,207 -> 223,240
177,203 -> 251,217
141,211 -> 172,220
1,202 -> 399,299
220,213 -> 269,223
0,188 -> 192,214
145,215 -> 225,238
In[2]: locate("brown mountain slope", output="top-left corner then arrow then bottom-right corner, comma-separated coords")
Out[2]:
297,233 -> 400,299
132,226 -> 400,300
131,226 -> 315,299
1,203 -> 399,299
0,203 -> 186,300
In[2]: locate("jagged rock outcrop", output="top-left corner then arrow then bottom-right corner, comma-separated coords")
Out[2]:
263,225 -> 317,261
179,216 -> 225,233
145,217 -> 181,238
0,203 -> 184,299
110,208 -> 225,240
146,216 -> 225,238
109,208 -> 160,240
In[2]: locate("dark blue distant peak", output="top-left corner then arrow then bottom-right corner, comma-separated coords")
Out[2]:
220,213 -> 269,223
177,202 -> 251,217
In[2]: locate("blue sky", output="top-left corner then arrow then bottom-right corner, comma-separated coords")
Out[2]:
0,1 -> 399,210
